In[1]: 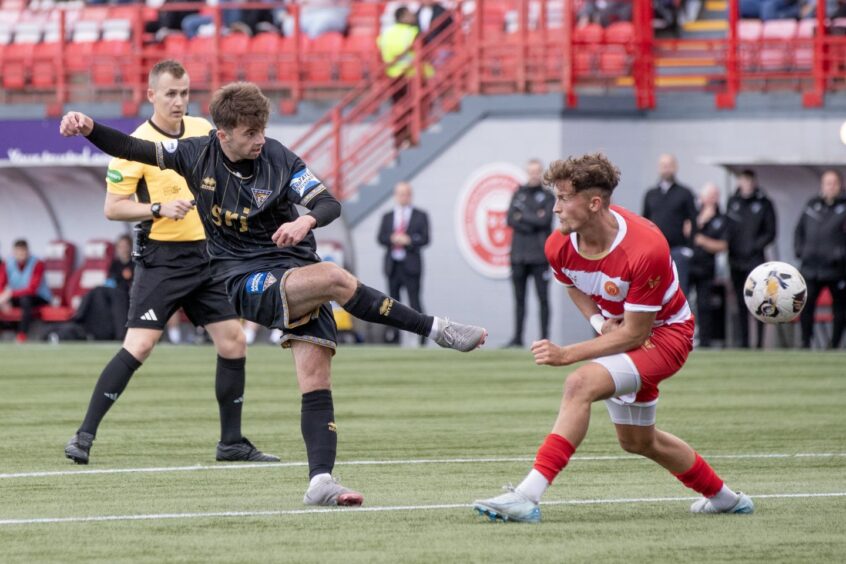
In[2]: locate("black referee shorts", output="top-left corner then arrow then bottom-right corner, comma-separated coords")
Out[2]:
227,265 -> 338,352
127,240 -> 238,330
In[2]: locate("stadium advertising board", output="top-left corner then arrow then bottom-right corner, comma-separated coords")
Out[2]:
0,119 -> 139,167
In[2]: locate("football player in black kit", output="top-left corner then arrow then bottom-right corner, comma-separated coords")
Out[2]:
60,82 -> 487,507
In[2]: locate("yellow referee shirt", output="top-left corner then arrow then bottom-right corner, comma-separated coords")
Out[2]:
106,116 -> 212,242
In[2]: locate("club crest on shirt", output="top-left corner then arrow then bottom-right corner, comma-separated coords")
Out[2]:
604,281 -> 620,297
251,187 -> 273,207
647,276 -> 662,289
201,177 -> 216,191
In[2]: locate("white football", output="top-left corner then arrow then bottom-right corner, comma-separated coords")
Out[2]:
743,261 -> 807,324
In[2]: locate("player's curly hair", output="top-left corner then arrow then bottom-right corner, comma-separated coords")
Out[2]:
543,153 -> 621,202
209,82 -> 270,132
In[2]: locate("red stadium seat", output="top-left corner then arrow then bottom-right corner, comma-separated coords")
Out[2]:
1,42 -> 34,89
340,34 -> 377,83
31,41 -> 60,87
303,32 -> 344,83
92,39 -> 133,86
246,32 -> 280,83
37,239 -> 79,322
65,40 -> 96,74
574,23 -> 604,44
186,36 -> 214,87
220,32 -> 251,83
276,36 -> 299,85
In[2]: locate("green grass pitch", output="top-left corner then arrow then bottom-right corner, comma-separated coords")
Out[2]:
0,344 -> 844,563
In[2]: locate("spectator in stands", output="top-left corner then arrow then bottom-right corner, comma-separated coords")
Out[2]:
181,1 -> 276,38
156,0 -> 204,40
725,169 -> 776,349
578,0 -> 633,28
379,5 -> 432,149
741,0 -> 814,20
642,154 -> 698,297
794,170 -> 846,349
377,181 -> 431,345
0,239 -> 52,343
50,234 -> 137,344
417,0 -> 453,44
504,159 -> 555,348
283,0 -> 350,39
689,182 -> 728,348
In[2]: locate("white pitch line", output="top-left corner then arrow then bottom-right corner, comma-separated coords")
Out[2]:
1,492 -> 844,527
2,452 -> 844,480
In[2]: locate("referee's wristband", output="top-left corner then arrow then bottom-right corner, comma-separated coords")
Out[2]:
590,314 -> 605,335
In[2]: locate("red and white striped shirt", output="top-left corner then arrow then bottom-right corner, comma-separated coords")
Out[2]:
545,205 -> 691,326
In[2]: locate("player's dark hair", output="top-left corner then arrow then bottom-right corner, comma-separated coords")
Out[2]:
543,153 -> 621,203
395,6 -> 411,21
148,60 -> 187,88
12,239 -> 28,249
739,168 -> 756,179
209,82 -> 270,132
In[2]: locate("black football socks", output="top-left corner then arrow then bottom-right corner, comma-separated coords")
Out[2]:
301,389 -> 337,479
79,348 -> 141,435
216,355 -> 246,445
342,283 -> 434,337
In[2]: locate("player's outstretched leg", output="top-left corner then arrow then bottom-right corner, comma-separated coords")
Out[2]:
341,283 -> 487,352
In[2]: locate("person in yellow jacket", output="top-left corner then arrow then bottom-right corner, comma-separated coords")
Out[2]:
378,6 -> 434,149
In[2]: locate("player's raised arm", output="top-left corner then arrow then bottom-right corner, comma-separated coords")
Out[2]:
60,112 -> 160,168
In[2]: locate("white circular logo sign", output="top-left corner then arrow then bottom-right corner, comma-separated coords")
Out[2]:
455,163 -> 527,279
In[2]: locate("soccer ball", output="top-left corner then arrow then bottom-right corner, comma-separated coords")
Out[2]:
743,261 -> 807,324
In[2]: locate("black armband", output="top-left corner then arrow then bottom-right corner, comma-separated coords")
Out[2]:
87,122 -> 159,166
306,190 -> 342,227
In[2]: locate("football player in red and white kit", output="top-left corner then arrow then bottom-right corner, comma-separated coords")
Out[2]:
474,153 -> 753,523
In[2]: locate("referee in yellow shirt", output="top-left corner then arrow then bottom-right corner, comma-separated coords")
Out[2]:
65,60 -> 277,464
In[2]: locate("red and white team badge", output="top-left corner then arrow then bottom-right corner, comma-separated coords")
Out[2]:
455,163 -> 527,279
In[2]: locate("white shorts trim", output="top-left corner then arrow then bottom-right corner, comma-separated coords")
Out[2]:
592,353 -> 657,426
604,398 -> 658,426
592,353 -> 641,403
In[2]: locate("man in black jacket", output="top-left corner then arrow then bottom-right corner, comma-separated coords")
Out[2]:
377,181 -> 431,345
689,183 -> 728,348
505,159 -> 555,347
726,169 -> 777,348
642,154 -> 698,297
794,170 -> 846,349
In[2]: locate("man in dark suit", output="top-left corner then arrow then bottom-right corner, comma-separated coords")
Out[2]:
378,181 -> 431,344
642,154 -> 698,297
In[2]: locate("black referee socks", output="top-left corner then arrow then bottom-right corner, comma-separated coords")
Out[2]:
216,355 -> 246,444
342,283 -> 434,337
79,347 -> 142,436
301,389 -> 337,479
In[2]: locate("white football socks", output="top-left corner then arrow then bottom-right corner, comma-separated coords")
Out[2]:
515,469 -> 549,504
708,485 -> 740,510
